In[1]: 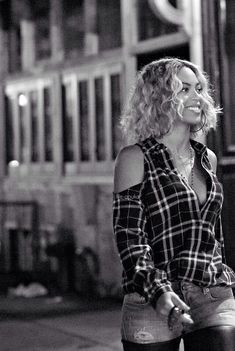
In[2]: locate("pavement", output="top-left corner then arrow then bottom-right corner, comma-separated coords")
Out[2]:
0,294 -> 184,351
0,294 -> 123,351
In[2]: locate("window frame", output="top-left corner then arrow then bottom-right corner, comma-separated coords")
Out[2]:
61,60 -> 124,176
5,76 -> 55,176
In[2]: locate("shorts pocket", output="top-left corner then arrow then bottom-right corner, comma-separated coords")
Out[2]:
183,288 -> 205,308
209,286 -> 234,300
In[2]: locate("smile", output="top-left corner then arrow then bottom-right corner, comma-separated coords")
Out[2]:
186,106 -> 201,113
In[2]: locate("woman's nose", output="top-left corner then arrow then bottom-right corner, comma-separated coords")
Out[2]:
190,90 -> 202,102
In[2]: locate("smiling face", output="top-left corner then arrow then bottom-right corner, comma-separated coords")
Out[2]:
176,66 -> 203,126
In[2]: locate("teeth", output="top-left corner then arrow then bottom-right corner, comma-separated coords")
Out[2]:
187,106 -> 201,112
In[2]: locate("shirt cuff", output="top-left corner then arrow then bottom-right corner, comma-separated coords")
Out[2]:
151,284 -> 173,309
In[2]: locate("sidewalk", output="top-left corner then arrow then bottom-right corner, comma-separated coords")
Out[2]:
0,295 -> 184,351
0,294 -> 123,351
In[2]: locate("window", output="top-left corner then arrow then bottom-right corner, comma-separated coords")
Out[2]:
111,74 -> 122,159
137,0 -> 179,41
30,91 -> 39,162
62,82 -> 74,162
33,0 -> 51,60
43,87 -> 53,161
0,202 -> 38,273
62,62 -> 123,173
97,0 -> 121,51
9,25 -> 22,73
18,93 -> 28,163
63,0 -> 84,58
79,81 -> 90,161
9,229 -> 33,271
5,79 -> 54,168
224,0 -> 235,147
5,95 -> 14,164
5,62 -> 123,176
95,77 -> 105,160
63,0 -> 121,56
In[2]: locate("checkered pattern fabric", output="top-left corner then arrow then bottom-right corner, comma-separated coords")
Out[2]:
113,137 -> 235,305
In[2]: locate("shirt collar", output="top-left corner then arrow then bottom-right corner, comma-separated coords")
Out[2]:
145,136 -> 207,169
190,139 -> 207,155
146,136 -> 206,155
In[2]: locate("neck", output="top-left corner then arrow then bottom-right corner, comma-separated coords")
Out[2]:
161,125 -> 191,153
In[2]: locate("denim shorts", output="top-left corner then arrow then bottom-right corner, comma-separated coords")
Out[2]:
121,282 -> 235,344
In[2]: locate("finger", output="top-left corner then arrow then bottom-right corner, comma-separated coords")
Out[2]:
157,302 -> 174,316
172,294 -> 190,312
180,312 -> 194,325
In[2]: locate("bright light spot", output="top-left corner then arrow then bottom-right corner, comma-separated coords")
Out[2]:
18,94 -> 28,106
9,160 -> 20,167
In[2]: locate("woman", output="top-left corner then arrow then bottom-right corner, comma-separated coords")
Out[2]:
113,58 -> 235,351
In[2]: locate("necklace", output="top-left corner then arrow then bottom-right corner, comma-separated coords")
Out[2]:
171,146 -> 195,188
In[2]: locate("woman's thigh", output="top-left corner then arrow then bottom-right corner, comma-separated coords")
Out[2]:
121,285 -> 235,349
183,326 -> 235,351
177,283 -> 235,350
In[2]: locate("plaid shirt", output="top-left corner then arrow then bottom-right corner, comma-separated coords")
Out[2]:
113,137 -> 235,305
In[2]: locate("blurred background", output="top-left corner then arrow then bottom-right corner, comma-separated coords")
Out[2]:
0,0 -> 234,334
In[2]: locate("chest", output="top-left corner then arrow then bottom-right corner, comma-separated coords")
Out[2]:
144,154 -> 223,219
191,157 -> 208,206
172,152 -> 208,207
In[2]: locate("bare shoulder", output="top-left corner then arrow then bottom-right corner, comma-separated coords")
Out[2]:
114,144 -> 144,193
207,148 -> 217,173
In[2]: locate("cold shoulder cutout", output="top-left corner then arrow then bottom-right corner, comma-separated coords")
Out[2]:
113,144 -> 144,193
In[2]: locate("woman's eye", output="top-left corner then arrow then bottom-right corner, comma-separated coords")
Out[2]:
181,87 -> 188,92
196,87 -> 203,93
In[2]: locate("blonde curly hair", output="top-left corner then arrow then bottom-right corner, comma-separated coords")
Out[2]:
120,58 -> 221,143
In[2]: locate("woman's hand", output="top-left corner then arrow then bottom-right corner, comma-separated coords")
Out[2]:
156,291 -> 194,326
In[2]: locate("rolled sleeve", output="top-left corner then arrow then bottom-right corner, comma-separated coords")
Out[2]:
113,183 -> 173,305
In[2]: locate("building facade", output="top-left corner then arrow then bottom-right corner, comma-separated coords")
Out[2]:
0,0 -> 234,295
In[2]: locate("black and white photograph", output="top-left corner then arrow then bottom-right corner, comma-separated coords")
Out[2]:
0,1 -> 234,350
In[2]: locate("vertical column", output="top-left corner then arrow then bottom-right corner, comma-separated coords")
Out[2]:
0,0 -> 10,181
50,0 -> 64,62
84,0 -> 98,55
21,21 -> 35,70
52,74 -> 63,176
188,0 -> 204,143
201,0 -> 223,154
0,84 -> 6,180
120,0 -> 137,106
119,0 -> 137,148
20,1 -> 35,71
188,0 -> 203,68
